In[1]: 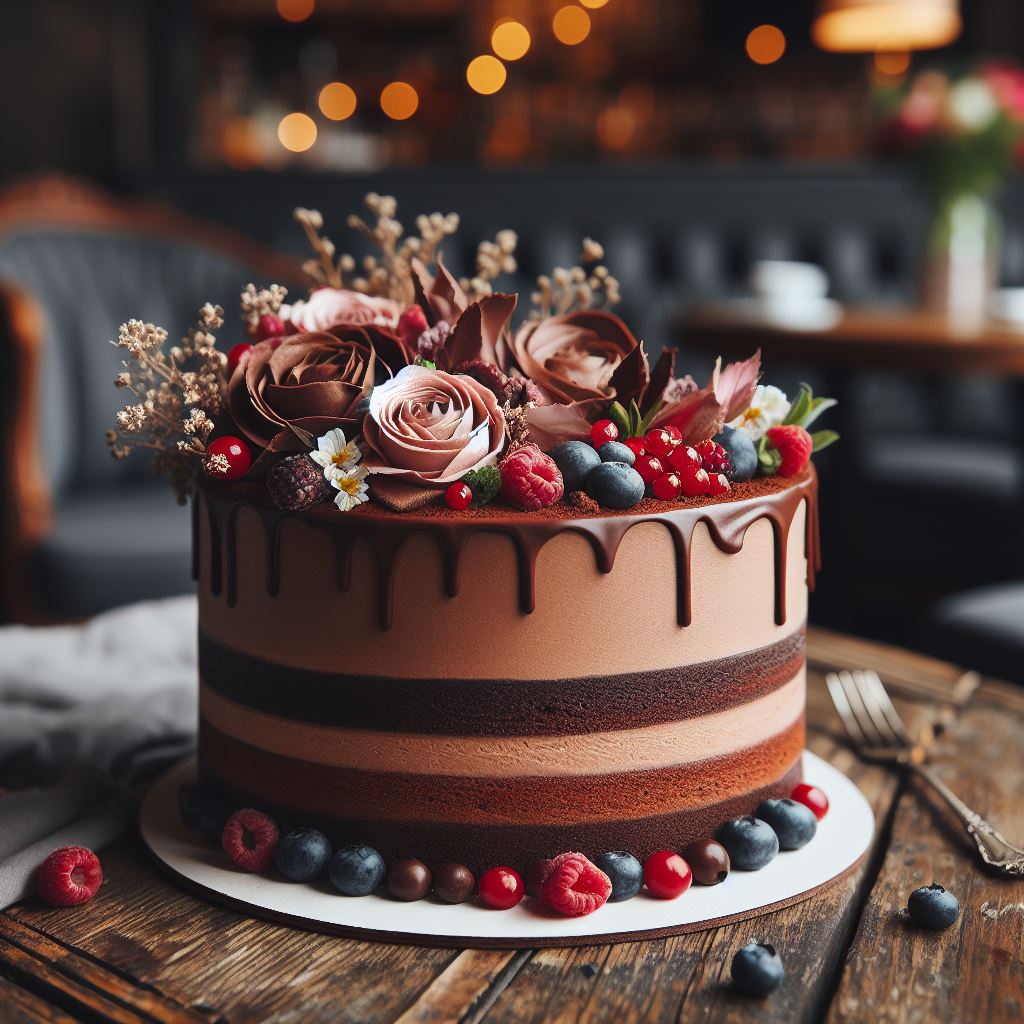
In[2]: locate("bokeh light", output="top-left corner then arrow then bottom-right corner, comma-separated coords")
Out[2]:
467,55 -> 507,95
318,82 -> 357,120
874,48 -> 910,76
277,112 -> 317,152
491,20 -> 531,61
552,6 -> 591,46
580,0 -> 610,7
380,81 -> 419,120
276,0 -> 314,23
745,24 -> 786,65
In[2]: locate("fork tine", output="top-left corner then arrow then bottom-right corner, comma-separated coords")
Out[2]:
857,670 -> 914,745
836,670 -> 886,748
850,669 -> 905,747
826,672 -> 871,747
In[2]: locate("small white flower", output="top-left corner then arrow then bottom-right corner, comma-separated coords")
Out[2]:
947,79 -> 998,133
729,385 -> 791,440
311,427 -> 362,482
332,465 -> 369,511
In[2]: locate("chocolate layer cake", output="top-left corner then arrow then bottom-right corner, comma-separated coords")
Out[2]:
195,467 -> 817,873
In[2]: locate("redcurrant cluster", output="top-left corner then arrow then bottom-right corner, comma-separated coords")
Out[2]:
609,426 -> 732,501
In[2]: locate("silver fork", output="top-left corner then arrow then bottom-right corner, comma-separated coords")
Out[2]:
827,668 -> 1024,877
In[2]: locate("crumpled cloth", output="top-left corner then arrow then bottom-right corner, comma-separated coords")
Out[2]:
0,596 -> 197,907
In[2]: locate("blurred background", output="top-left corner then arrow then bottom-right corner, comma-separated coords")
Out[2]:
2,0 -> 1024,682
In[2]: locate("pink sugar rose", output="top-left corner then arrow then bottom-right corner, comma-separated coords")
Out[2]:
281,288 -> 400,332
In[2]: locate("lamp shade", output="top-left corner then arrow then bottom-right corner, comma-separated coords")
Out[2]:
813,0 -> 961,52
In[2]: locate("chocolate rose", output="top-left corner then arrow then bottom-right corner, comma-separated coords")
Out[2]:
362,365 -> 506,487
228,329 -> 380,450
507,310 -> 641,405
281,288 -> 399,332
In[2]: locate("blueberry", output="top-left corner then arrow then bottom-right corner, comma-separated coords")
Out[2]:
549,440 -> 601,492
716,817 -> 779,870
275,828 -> 332,882
178,783 -> 230,845
755,798 -> 817,850
713,426 -> 758,482
586,462 -> 645,509
731,942 -> 785,997
907,883 -> 960,930
597,441 -> 636,467
594,851 -> 644,902
329,844 -> 386,896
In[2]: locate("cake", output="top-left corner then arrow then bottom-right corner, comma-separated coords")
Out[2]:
109,196 -> 836,892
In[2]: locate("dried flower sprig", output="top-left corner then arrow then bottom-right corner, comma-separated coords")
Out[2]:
530,238 -> 621,319
107,304 -> 227,503
240,282 -> 288,335
462,229 -> 518,301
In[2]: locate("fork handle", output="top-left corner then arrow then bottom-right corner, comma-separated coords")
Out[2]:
910,764 -> 1024,875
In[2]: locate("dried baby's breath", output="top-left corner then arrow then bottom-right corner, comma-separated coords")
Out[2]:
530,238 -> 620,318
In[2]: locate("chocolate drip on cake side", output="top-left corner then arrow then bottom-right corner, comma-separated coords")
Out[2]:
194,470 -> 818,629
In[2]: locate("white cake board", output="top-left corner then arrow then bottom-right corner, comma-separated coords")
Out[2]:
139,752 -> 873,948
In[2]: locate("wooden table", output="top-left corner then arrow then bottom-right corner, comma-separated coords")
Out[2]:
2,629 -> 1022,1024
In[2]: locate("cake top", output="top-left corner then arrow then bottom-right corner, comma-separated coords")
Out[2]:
107,195 -> 837,520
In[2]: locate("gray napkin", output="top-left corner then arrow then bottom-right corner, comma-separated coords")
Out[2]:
0,596 -> 197,907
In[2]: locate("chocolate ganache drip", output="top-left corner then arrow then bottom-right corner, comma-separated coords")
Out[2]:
194,469 -> 819,631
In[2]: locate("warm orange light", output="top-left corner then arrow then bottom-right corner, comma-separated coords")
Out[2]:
277,112 -> 317,152
580,0 -> 610,7
380,81 -> 419,120
596,104 -> 636,151
813,0 -> 961,52
318,82 -> 357,121
552,6 -> 591,46
276,0 -> 314,23
467,55 -> 507,95
746,24 -> 786,65
491,20 -> 531,61
874,48 -> 910,75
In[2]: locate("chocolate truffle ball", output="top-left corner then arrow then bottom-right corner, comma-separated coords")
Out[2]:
387,859 -> 432,901
682,839 -> 731,886
434,863 -> 475,904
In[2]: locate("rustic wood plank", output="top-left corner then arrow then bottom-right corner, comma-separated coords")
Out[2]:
826,692 -> 1024,1023
7,843 -> 458,1023
0,976 -> 81,1024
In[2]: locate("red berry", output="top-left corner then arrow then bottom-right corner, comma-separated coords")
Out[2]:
679,465 -> 710,498
633,454 -> 664,485
643,850 -> 693,899
694,438 -> 733,476
445,482 -> 473,511
254,313 -> 286,341
668,445 -> 702,474
765,424 -> 813,478
694,439 -> 715,459
706,472 -> 731,495
221,809 -> 279,873
623,436 -> 646,458
791,783 -> 830,820
665,425 -> 682,443
398,305 -> 429,348
499,444 -> 564,511
644,428 -> 675,458
591,418 -> 619,448
36,846 -> 102,907
204,436 -> 252,480
652,472 -> 682,501
541,852 -> 613,917
227,342 -> 253,375
479,866 -> 524,909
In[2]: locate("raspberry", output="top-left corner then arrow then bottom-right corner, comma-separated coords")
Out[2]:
254,313 -> 286,341
695,439 -> 733,477
765,425 -> 813,477
36,846 -> 103,907
267,454 -> 331,510
499,444 -> 564,511
541,852 -> 613,917
222,809 -> 279,872
398,305 -> 429,349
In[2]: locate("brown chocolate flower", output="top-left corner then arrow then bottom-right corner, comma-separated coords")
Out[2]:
228,327 -> 398,450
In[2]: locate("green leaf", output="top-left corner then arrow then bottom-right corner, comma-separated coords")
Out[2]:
414,357 -> 436,370
639,400 -> 662,434
801,397 -> 837,429
628,400 -> 644,437
460,465 -> 501,507
810,429 -> 839,453
608,401 -> 631,438
756,435 -> 780,475
783,383 -> 812,426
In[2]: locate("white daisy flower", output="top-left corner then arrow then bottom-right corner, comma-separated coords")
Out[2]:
729,385 -> 791,440
332,465 -> 369,512
311,427 -> 362,482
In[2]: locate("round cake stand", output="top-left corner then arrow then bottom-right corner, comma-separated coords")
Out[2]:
139,752 -> 872,949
